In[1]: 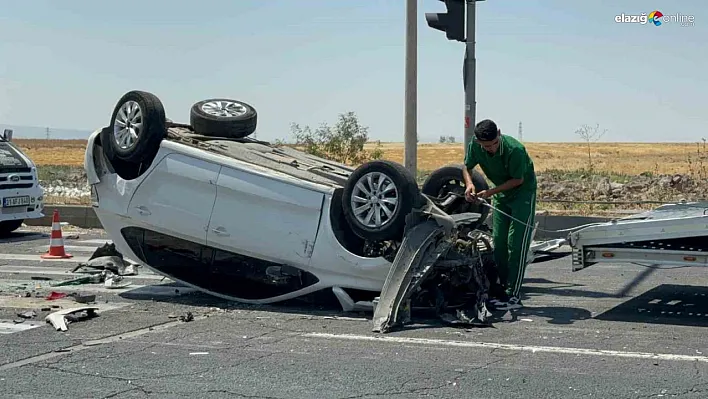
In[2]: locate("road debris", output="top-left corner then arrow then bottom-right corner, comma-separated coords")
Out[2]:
71,293 -> 96,304
16,310 -> 36,319
46,291 -> 68,300
45,306 -> 99,331
180,312 -> 194,322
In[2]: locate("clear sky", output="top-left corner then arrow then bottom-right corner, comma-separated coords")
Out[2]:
0,0 -> 705,142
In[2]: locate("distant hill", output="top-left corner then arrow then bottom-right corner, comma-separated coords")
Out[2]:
0,124 -> 94,140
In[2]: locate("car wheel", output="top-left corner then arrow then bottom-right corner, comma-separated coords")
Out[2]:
190,98 -> 257,138
342,160 -> 421,242
421,164 -> 490,225
0,219 -> 23,237
102,90 -> 167,165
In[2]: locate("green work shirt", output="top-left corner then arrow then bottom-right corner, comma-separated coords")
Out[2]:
464,134 -> 537,202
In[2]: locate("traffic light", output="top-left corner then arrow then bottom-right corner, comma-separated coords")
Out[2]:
425,0 -> 466,42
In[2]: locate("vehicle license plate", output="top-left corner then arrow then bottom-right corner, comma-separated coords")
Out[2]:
3,195 -> 30,207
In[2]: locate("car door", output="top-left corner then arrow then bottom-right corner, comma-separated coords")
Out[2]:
127,152 -> 222,244
206,165 -> 324,266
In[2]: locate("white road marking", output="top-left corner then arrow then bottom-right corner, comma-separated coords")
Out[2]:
0,266 -> 165,280
0,297 -> 132,311
0,320 -> 44,334
303,333 -> 708,363
0,253 -> 90,262
34,245 -> 102,253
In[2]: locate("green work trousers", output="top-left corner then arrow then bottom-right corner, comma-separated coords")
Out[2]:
491,190 -> 536,299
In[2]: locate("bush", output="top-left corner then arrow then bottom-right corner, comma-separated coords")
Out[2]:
280,112 -> 383,165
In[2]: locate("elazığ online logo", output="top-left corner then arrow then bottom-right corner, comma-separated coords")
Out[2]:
615,10 -> 695,26
648,10 -> 663,25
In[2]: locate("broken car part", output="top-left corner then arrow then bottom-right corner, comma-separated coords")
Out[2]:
45,307 -> 99,331
372,193 -> 494,333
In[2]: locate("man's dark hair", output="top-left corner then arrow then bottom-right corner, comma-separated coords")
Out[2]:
474,119 -> 498,141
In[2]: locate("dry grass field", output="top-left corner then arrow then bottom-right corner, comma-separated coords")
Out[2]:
13,139 -> 88,167
366,142 -> 708,176
11,138 -> 708,177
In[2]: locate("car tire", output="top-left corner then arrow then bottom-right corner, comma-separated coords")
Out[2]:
190,98 -> 257,138
421,164 -> 490,225
102,90 -> 167,165
342,160 -> 421,242
0,219 -> 23,237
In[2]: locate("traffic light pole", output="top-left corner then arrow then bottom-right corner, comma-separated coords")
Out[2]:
463,0 -> 478,149
403,0 -> 417,176
424,0 -> 482,150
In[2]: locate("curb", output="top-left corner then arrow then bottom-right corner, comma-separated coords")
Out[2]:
25,205 -> 103,229
25,206 -> 625,239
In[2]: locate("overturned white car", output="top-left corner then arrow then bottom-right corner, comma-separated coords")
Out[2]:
84,91 -> 561,330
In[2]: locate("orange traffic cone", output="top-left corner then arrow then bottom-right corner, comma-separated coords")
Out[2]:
41,210 -> 73,259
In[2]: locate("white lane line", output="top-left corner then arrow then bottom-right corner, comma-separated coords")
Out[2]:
0,254 -> 90,263
303,333 -> 708,363
1,253 -> 140,264
34,245 -> 102,253
0,320 -> 43,334
0,266 -> 165,280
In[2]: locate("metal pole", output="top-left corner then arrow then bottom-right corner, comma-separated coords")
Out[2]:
403,0 -> 417,176
463,0 -> 477,149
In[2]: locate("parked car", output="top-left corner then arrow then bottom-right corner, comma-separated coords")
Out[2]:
83,90 -> 516,311
0,128 -> 45,235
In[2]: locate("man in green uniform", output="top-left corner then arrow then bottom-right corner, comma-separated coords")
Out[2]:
462,119 -> 537,310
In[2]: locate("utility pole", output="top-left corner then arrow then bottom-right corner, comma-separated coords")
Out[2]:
45,127 -> 50,140
426,0 -> 484,150
518,121 -> 523,141
463,0 -> 481,149
403,0 -> 418,176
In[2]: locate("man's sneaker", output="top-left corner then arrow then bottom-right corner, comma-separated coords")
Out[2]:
493,296 -> 523,310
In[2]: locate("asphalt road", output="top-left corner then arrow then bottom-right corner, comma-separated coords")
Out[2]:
1,225 -> 707,398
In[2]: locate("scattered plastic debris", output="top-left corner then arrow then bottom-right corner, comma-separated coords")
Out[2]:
45,307 -> 99,331
180,312 -> 194,322
46,291 -> 68,301
17,310 -> 36,319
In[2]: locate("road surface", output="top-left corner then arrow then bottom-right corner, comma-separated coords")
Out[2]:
0,225 -> 707,398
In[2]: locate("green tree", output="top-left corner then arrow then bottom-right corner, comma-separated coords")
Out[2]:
287,111 -> 383,165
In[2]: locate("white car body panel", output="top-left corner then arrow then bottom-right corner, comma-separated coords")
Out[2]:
128,152 -> 221,245
206,165 -> 324,265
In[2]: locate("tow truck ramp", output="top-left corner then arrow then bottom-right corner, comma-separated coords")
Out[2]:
568,202 -> 708,271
